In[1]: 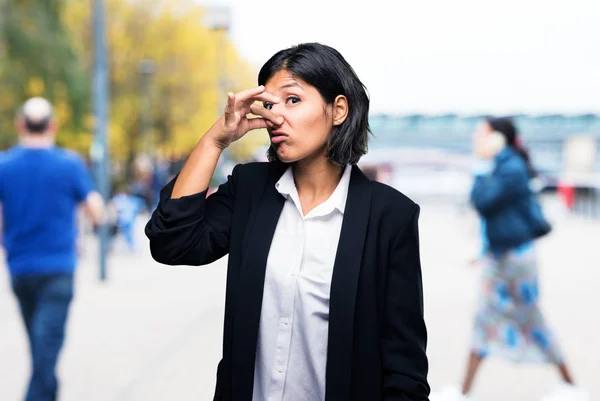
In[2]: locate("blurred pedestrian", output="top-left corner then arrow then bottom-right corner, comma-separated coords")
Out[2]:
130,153 -> 156,212
145,43 -> 430,400
431,117 -> 588,401
0,98 -> 104,401
107,182 -> 144,252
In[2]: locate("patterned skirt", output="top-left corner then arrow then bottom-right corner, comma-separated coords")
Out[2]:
471,245 -> 562,364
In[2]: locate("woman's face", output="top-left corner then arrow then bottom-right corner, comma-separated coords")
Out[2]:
472,121 -> 493,150
474,121 -> 493,138
473,120 -> 508,159
263,69 -> 333,164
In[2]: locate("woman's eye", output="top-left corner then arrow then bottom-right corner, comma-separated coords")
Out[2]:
286,96 -> 300,105
263,102 -> 273,110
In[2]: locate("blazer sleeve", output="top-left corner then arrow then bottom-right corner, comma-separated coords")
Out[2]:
382,204 -> 430,401
470,162 -> 529,217
144,165 -> 239,266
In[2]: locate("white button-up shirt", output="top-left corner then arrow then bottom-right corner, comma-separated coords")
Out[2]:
252,164 -> 352,401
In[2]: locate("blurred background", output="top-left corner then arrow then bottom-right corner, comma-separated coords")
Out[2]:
0,0 -> 598,400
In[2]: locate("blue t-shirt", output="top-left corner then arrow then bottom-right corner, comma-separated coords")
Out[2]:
0,145 -> 94,277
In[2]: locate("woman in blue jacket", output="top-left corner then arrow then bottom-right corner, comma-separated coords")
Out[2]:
431,117 -> 587,401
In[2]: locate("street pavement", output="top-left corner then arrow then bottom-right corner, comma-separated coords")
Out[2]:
1,201 -> 598,401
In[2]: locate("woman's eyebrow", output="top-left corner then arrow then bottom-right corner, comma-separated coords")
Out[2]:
280,82 -> 301,89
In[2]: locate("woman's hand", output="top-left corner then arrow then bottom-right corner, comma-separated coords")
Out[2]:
209,86 -> 283,150
169,86 -> 282,199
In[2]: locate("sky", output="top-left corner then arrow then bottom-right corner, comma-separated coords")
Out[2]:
198,0 -> 600,115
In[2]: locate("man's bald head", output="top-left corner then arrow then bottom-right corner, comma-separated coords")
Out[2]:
18,97 -> 55,135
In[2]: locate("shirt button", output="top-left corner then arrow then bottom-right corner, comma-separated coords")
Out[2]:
281,318 -> 290,325
277,367 -> 284,373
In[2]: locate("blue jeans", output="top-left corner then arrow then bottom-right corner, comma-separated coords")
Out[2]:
11,274 -> 74,401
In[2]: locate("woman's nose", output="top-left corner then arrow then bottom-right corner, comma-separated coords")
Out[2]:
270,101 -> 283,114
269,104 -> 285,124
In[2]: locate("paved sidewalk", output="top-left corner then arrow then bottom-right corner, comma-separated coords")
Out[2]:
0,205 -> 598,401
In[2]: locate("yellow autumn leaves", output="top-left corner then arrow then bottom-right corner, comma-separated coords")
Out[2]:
2,0 -> 268,162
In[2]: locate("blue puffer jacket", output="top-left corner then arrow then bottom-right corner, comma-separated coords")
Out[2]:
470,147 -> 534,252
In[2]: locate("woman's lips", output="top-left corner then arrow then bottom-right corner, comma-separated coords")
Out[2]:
270,135 -> 287,144
270,131 -> 288,144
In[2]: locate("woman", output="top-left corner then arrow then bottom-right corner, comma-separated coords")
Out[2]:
431,117 -> 587,401
145,43 -> 430,401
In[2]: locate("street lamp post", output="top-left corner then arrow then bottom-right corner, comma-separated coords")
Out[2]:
203,6 -> 232,121
92,0 -> 110,281
204,6 -> 232,171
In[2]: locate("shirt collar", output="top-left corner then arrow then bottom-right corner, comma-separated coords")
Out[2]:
275,164 -> 352,216
328,164 -> 352,214
275,166 -> 296,198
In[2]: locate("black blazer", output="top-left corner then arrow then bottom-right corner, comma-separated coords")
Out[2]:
145,161 -> 430,401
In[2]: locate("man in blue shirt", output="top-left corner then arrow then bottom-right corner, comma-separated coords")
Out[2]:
0,98 -> 104,401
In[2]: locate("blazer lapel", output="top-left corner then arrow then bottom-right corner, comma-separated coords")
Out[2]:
231,162 -> 286,400
326,165 -> 372,401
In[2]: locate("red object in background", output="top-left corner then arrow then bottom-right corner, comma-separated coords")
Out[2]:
206,187 -> 217,198
557,182 -> 575,209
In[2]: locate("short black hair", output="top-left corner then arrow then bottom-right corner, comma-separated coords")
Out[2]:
24,116 -> 51,133
258,43 -> 371,166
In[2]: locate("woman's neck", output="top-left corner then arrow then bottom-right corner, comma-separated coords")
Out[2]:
292,155 -> 344,215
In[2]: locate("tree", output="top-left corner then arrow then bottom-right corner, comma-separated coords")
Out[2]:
0,0 -> 89,149
1,0 -> 268,165
62,0 -> 266,166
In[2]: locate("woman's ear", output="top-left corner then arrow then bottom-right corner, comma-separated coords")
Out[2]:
332,95 -> 348,126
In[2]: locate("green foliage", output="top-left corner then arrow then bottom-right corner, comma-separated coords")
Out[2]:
0,0 -> 89,148
0,0 -> 266,164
